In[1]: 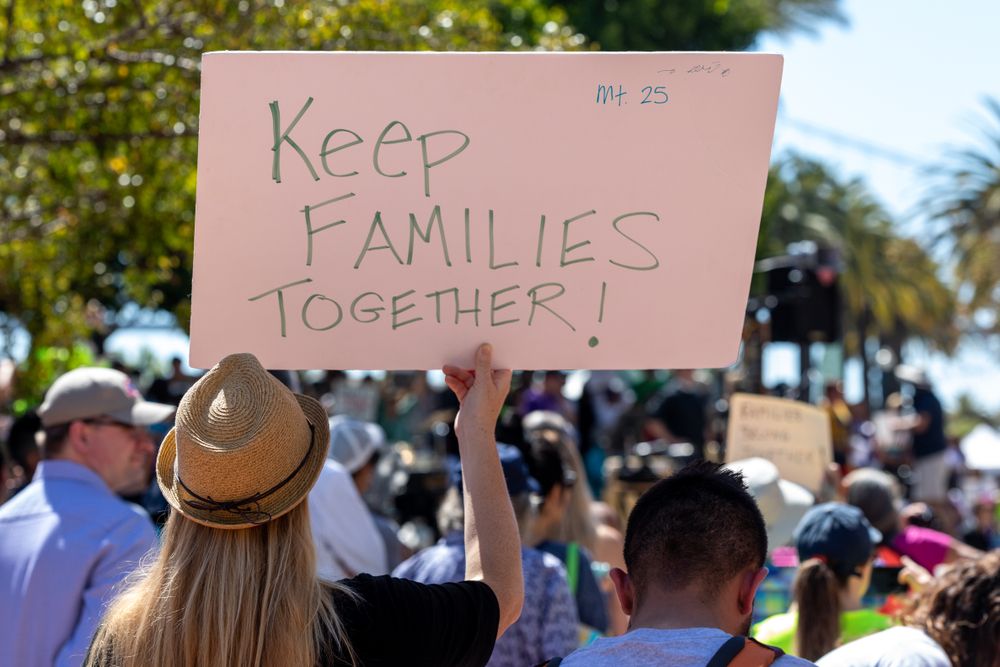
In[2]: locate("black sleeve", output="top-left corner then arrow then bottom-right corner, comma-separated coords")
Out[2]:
327,574 -> 500,667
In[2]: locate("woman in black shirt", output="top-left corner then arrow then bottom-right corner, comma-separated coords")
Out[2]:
87,345 -> 522,666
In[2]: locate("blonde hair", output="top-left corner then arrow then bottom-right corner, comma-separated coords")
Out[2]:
87,501 -> 355,667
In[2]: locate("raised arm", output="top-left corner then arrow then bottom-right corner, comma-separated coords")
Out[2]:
442,343 -> 524,638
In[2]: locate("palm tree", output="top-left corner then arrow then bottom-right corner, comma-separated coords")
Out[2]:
758,155 -> 957,409
925,97 -> 1000,336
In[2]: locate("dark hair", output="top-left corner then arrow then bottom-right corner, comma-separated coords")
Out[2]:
41,423 -> 72,458
7,411 -> 41,469
843,468 -> 900,540
623,460 -> 767,601
793,558 -> 847,660
906,551 -> 999,667
523,430 -> 571,502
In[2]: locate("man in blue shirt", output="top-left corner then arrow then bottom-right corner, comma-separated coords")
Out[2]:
557,462 -> 814,667
0,367 -> 174,667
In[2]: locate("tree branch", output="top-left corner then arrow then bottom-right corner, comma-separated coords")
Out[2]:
3,128 -> 197,146
0,6 -> 195,73
3,0 -> 16,63
105,45 -> 200,72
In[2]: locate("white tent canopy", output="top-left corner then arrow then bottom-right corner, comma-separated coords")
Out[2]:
961,424 -> 1000,473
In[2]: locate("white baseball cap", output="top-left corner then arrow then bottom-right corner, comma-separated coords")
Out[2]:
327,415 -> 386,473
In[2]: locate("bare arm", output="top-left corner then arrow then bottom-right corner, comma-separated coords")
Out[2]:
443,343 -> 524,638
946,538 -> 984,564
899,412 -> 931,434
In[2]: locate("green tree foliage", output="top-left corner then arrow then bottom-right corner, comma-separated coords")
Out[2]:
0,0 -> 582,403
926,97 -> 1000,336
947,393 -> 999,439
543,0 -> 845,51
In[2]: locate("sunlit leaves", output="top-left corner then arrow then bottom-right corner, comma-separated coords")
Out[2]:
0,0 -> 582,402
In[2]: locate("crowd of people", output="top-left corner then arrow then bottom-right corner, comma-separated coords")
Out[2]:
0,345 -> 997,666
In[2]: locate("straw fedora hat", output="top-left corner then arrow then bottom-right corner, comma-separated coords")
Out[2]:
156,353 -> 329,529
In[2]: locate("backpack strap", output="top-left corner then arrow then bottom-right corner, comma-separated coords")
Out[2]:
707,636 -> 783,667
706,637 -> 746,667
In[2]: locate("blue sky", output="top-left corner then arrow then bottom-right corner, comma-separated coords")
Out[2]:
757,0 -> 1000,223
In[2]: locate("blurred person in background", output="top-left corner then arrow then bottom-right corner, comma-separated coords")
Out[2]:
519,371 -> 575,423
963,493 -> 998,551
871,392 -> 913,473
817,550 -> 999,667
394,442 -> 578,667
577,371 -> 634,495
3,410 -> 41,499
307,418 -> 388,581
378,372 -> 439,444
822,382 -> 853,469
628,369 -> 665,406
647,370 -> 709,460
0,434 -> 6,501
894,367 -> 949,509
753,503 -> 893,660
523,428 -> 610,637
523,411 -> 629,636
325,415 -> 407,571
0,367 -> 172,666
843,468 -> 983,572
147,357 -> 197,407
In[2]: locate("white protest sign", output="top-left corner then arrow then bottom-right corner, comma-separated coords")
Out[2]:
726,393 -> 832,495
189,52 -> 782,370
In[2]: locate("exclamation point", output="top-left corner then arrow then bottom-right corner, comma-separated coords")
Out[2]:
588,281 -> 607,348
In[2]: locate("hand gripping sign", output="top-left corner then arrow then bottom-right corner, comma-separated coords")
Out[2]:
189,52 -> 782,370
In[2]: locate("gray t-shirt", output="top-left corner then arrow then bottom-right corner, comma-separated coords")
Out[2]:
816,627 -> 950,667
561,627 -> 816,666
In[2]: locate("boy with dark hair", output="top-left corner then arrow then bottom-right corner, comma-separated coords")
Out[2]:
558,461 -> 815,666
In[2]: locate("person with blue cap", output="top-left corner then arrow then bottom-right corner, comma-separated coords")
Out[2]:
394,442 -> 578,667
753,503 -> 894,661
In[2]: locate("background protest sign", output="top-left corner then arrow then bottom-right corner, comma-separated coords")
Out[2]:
189,52 -> 782,370
725,393 -> 833,495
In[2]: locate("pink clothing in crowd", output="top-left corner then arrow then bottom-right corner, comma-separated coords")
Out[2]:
890,525 -> 951,571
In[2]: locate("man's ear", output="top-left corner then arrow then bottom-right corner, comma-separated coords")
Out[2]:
66,420 -> 89,454
737,566 -> 768,616
609,567 -> 636,616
